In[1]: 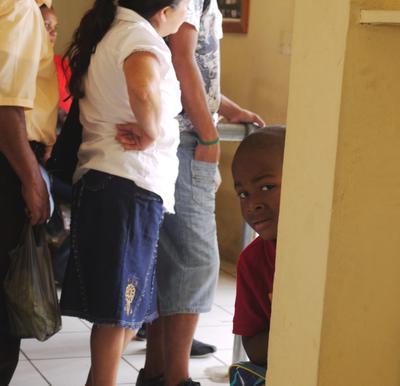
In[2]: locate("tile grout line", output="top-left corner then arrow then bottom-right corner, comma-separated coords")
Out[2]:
23,355 -> 92,361
211,353 -> 230,367
20,349 -> 52,386
213,304 -> 234,315
121,355 -> 141,373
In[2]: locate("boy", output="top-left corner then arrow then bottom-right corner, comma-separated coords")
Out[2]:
231,127 -> 285,370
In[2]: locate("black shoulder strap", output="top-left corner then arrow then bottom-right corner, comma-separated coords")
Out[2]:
203,0 -> 211,13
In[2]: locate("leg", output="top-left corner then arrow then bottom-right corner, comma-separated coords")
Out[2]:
0,155 -> 26,385
86,327 -> 135,386
163,314 -> 198,386
152,135 -> 220,386
134,322 -> 215,358
144,318 -> 165,379
89,324 -> 127,386
0,334 -> 20,386
142,314 -> 198,386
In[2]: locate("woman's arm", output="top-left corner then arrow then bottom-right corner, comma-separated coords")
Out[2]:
119,51 -> 162,150
168,22 -> 220,163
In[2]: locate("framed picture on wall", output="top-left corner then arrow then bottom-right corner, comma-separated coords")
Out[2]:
217,0 -> 249,34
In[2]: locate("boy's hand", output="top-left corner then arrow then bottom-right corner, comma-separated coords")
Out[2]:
115,123 -> 155,151
268,292 -> 273,302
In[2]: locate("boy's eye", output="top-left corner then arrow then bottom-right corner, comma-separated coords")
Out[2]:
261,185 -> 275,191
237,191 -> 248,199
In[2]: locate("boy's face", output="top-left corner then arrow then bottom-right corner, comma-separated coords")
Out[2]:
232,148 -> 282,240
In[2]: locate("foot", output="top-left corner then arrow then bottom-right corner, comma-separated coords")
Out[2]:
136,369 -> 164,386
135,324 -> 147,341
177,378 -> 201,386
190,339 -> 217,358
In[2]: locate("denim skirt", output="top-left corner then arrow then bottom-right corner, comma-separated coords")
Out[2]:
60,170 -> 163,329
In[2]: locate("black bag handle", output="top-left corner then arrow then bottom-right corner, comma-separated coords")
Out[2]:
203,0 -> 211,13
46,98 -> 82,185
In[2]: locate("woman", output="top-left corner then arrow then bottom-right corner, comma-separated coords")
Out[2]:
59,1 -> 189,385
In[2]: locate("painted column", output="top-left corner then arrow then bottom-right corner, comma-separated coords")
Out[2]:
268,1 -> 400,385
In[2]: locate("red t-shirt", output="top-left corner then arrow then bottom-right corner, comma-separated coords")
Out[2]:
54,54 -> 72,113
233,236 -> 276,337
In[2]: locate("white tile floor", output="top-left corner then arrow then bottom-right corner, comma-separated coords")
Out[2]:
10,270 -> 236,386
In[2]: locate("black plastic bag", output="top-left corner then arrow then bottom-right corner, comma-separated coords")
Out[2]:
3,223 -> 62,341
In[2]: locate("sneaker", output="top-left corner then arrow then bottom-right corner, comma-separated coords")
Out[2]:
135,324 -> 147,341
136,369 -> 164,386
190,339 -> 217,358
177,378 -> 201,386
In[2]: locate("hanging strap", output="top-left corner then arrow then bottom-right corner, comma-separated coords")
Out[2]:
203,0 -> 211,13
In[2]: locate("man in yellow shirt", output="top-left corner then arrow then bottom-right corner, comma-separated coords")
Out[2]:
0,0 -> 58,383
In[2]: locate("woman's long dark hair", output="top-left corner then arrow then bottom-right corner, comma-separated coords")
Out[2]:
65,0 -> 181,99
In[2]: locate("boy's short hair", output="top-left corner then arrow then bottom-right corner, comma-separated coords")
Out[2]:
232,125 -> 286,168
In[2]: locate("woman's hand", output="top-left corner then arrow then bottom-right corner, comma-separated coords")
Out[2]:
115,123 -> 156,151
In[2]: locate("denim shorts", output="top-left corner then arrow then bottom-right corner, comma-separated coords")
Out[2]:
157,131 -> 220,315
60,170 -> 163,329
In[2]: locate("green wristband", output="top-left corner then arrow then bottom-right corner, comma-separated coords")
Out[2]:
196,137 -> 220,146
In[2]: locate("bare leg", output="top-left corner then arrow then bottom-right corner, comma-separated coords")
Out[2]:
86,327 -> 136,386
123,329 -> 136,351
88,325 -> 126,386
164,314 -> 198,386
144,314 -> 198,386
144,317 -> 165,378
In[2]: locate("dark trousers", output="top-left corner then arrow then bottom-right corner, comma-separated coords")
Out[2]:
0,153 -> 26,385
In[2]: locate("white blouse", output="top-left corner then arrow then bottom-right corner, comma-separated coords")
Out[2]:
75,6 -> 182,213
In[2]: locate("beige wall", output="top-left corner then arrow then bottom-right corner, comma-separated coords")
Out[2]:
53,0 -> 91,55
217,0 -> 294,264
268,0 -> 400,385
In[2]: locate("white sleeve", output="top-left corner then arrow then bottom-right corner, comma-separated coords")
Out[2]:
185,0 -> 204,31
116,26 -> 167,70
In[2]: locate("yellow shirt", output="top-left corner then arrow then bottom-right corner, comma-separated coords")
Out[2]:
0,0 -> 58,145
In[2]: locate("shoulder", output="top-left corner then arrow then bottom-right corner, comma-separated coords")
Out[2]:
103,20 -> 170,64
0,0 -> 42,22
0,0 -> 15,17
0,0 -> 41,27
108,19 -> 157,45
240,236 -> 266,258
238,237 -> 275,268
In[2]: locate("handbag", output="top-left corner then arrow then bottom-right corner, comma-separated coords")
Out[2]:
46,98 -> 82,185
3,223 -> 62,341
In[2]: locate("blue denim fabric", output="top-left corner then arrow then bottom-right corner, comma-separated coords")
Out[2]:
60,170 -> 163,329
229,361 -> 266,386
157,131 -> 220,315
